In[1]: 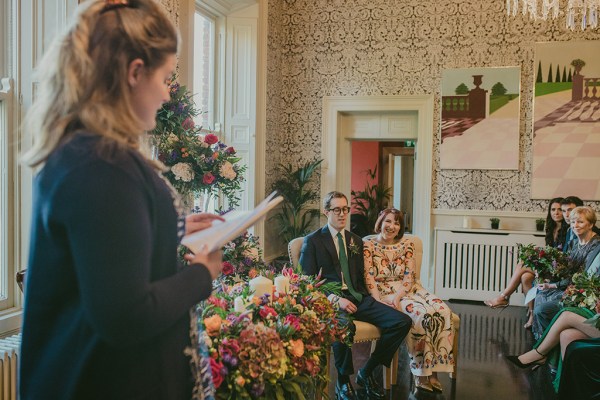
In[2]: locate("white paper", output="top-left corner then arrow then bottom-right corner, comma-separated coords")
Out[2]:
181,191 -> 283,253
524,286 -> 538,305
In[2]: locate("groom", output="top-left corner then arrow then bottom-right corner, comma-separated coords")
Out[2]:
300,191 -> 411,400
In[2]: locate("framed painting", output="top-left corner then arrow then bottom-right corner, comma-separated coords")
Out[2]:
440,67 -> 521,170
531,40 -> 600,200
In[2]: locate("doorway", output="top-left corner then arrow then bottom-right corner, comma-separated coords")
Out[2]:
321,95 -> 434,287
350,140 -> 416,235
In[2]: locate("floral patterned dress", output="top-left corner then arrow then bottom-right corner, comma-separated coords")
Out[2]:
363,237 -> 454,376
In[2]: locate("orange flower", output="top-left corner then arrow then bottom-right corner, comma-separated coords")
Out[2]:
204,314 -> 222,336
289,339 -> 305,357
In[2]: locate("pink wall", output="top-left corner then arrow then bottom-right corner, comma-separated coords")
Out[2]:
351,141 -> 379,197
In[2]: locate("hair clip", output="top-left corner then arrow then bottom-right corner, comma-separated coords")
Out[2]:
101,0 -> 131,14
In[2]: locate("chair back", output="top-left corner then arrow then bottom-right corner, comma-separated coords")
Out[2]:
288,237 -> 305,267
363,233 -> 423,280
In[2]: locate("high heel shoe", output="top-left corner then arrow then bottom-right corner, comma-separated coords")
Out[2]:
414,376 -> 434,393
506,349 -> 547,370
484,292 -> 510,309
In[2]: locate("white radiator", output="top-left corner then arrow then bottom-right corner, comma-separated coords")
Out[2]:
0,334 -> 21,400
434,229 -> 546,306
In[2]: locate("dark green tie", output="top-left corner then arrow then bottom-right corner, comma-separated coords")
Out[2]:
337,232 -> 362,302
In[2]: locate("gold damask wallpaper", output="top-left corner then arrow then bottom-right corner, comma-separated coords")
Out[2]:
265,0 -> 600,211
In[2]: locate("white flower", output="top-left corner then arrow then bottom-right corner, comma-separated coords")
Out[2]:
220,161 -> 237,180
167,133 -> 179,144
171,162 -> 194,182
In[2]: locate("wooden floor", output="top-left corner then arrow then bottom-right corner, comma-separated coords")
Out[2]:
326,301 -> 559,400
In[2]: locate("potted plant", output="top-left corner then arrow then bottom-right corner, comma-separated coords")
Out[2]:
270,159 -> 323,248
535,218 -> 545,232
351,166 -> 392,236
490,218 -> 500,230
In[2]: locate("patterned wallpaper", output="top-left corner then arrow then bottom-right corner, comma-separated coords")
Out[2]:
265,0 -> 600,212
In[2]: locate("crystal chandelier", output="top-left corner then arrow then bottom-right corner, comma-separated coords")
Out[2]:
506,0 -> 600,30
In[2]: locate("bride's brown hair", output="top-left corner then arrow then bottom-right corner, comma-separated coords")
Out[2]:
374,208 -> 405,240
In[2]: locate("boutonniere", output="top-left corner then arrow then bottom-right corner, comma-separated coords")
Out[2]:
348,238 -> 361,257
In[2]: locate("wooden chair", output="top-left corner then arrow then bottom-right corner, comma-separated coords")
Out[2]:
287,237 -> 398,391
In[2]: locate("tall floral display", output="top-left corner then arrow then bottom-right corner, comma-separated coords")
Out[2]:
151,79 -> 246,208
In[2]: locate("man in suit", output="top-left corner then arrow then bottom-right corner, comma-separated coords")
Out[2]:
300,191 -> 411,400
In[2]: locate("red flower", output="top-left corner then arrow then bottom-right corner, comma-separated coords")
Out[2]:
182,117 -> 195,130
202,173 -> 215,184
225,146 -> 235,154
222,261 -> 234,275
204,133 -> 219,144
210,358 -> 224,388
259,305 -> 278,319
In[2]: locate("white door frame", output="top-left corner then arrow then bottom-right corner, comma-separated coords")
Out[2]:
321,95 -> 435,287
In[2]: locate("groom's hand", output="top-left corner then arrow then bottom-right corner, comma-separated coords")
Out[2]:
338,297 -> 357,314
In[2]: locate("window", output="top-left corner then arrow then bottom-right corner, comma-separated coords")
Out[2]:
194,11 -> 215,131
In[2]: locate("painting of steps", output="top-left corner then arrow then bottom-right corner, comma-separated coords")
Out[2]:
531,41 -> 600,200
440,67 -> 521,170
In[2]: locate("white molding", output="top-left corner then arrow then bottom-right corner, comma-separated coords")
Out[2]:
433,208 -> 546,218
321,95 -> 435,287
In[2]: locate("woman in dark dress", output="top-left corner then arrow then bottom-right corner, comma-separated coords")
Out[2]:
485,198 -> 568,328
19,1 -> 223,399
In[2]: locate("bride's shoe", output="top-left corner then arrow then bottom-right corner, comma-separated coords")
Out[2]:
414,376 -> 434,393
484,292 -> 510,309
506,348 -> 547,370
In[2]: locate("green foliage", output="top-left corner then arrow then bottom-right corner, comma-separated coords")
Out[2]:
271,159 -> 323,245
491,82 -> 507,96
455,83 -> 469,95
534,82 -> 573,97
571,58 -> 586,74
489,217 -> 500,224
351,166 -> 392,236
536,61 -> 543,83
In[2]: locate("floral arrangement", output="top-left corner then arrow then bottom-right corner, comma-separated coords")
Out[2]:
198,268 -> 350,399
561,271 -> 600,310
584,300 -> 600,330
151,79 -> 246,207
218,232 -> 272,286
517,243 -> 581,281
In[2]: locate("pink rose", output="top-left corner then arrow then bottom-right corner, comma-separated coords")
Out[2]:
222,261 -> 234,275
204,133 -> 219,144
209,358 -> 224,388
182,117 -> 195,130
202,173 -> 215,184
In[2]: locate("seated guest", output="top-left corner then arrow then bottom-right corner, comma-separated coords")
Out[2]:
300,192 -> 412,400
558,337 -> 600,400
363,208 -> 455,393
533,206 -> 600,339
506,310 -> 600,395
560,196 -> 584,248
485,197 -> 568,329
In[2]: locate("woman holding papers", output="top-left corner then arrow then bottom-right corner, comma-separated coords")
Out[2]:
484,198 -> 568,329
19,2 -> 222,399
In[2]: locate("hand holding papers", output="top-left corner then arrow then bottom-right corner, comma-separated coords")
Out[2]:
181,192 -> 283,254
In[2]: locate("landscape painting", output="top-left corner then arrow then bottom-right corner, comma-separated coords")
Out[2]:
440,67 -> 521,170
531,40 -> 600,200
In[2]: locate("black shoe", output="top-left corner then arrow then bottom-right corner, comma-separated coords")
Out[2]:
335,381 -> 358,400
355,370 -> 385,400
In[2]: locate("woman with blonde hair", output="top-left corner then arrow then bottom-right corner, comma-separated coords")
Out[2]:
20,1 -> 223,399
363,209 -> 455,393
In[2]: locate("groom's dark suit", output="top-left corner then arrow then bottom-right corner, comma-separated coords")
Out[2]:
300,225 -> 411,376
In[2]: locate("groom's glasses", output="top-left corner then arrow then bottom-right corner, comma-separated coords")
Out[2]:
327,206 -> 351,215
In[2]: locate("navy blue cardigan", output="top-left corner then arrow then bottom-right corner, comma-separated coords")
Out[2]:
20,133 -> 213,399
